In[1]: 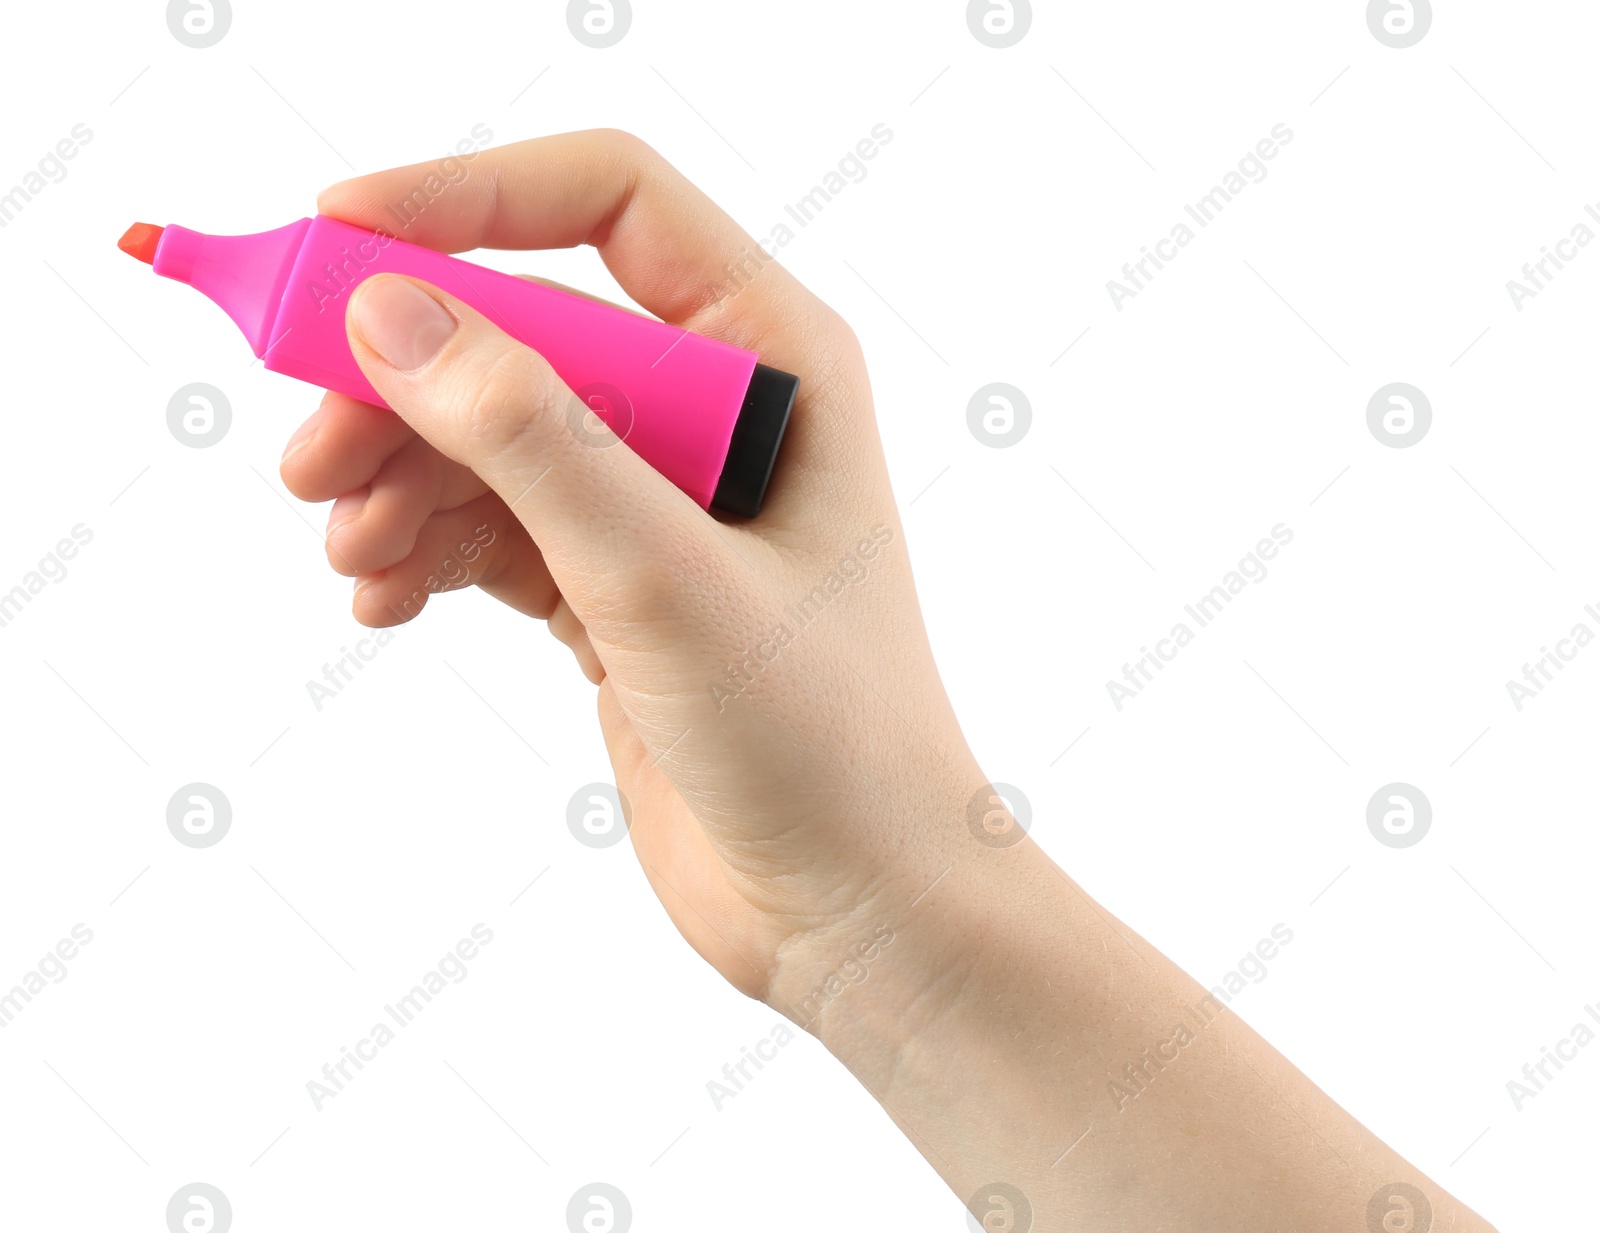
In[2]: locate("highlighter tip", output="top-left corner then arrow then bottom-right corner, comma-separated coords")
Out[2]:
118,222 -> 163,265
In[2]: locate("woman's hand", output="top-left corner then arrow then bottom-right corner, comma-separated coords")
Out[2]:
279,128 -> 987,1009
281,129 -> 1496,1233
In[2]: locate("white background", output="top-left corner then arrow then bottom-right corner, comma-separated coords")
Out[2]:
0,1 -> 1589,1228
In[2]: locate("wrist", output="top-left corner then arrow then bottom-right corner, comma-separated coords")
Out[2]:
760,760 -> 1049,1073
758,772 -> 1505,1233
760,799 -> 1122,1209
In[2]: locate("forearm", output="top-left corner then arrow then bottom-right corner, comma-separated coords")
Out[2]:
768,798 -> 1496,1232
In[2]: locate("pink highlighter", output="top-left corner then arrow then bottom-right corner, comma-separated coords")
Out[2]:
119,217 -> 797,516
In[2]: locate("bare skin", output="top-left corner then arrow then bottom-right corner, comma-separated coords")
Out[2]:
278,129 -> 1498,1233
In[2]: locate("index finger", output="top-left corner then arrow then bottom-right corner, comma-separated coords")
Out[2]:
316,128 -> 832,357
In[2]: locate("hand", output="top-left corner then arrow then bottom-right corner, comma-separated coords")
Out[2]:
282,129 -> 1497,1233
279,128 -> 986,1006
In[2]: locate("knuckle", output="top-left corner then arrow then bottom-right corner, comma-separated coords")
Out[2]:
593,129 -> 665,203
595,127 -> 659,164
820,304 -> 864,361
796,306 -> 867,407
448,342 -> 556,461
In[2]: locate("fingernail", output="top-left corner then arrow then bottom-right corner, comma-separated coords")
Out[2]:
281,416 -> 318,461
350,276 -> 458,371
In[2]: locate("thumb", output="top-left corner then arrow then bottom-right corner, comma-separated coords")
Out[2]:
345,272 -> 721,631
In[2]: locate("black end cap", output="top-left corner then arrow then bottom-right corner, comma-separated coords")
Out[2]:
711,363 -> 798,517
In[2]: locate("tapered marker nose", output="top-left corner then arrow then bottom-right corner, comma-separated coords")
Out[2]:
118,222 -> 164,264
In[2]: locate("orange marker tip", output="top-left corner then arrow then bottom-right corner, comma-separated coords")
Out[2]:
118,222 -> 163,265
